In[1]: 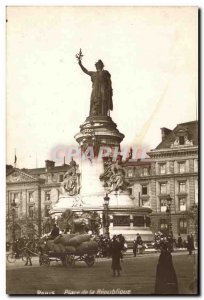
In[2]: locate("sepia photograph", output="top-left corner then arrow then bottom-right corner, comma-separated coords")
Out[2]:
5,6 -> 198,295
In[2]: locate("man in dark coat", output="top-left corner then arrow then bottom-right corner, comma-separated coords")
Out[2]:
154,244 -> 178,294
48,224 -> 59,240
110,236 -> 123,277
133,239 -> 137,257
187,234 -> 194,255
24,242 -> 32,266
177,236 -> 183,249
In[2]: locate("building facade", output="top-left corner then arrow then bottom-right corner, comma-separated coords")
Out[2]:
6,160 -> 70,241
123,121 -> 198,240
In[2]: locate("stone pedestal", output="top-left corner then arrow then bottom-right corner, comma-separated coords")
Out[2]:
74,115 -> 124,148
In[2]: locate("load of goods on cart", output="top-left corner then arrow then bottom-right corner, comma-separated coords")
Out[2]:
39,233 -> 98,267
38,209 -> 101,267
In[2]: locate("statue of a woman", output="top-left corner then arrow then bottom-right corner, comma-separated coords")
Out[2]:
77,52 -> 113,116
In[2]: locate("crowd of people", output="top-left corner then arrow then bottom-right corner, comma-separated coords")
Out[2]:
6,236 -> 39,266
153,232 -> 195,255
96,234 -> 127,258
7,224 -> 196,292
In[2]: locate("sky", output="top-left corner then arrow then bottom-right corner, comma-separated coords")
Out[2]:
6,6 -> 198,168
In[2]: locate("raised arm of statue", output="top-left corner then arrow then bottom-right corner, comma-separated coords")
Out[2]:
78,60 -> 93,76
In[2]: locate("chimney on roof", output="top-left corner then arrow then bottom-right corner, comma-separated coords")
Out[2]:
161,127 -> 172,141
45,160 -> 55,171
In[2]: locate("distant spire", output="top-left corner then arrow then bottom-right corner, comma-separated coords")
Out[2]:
64,156 -> 66,165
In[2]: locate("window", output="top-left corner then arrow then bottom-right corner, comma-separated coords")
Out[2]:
160,199 -> 167,212
59,174 -> 64,182
15,207 -> 18,218
47,174 -> 52,183
141,185 -> 148,195
28,206 -> 34,218
179,182 -> 186,193
143,167 -> 148,176
179,198 -> 186,211
160,219 -> 168,233
146,217 -> 151,227
113,216 -> 130,226
45,190 -> 51,201
179,218 -> 187,234
28,191 -> 34,202
195,179 -> 198,204
178,162 -> 185,173
45,205 -> 50,217
179,136 -> 185,145
194,159 -> 198,172
127,169 -> 133,177
13,193 -> 19,203
133,216 -> 145,227
142,199 -> 150,207
160,183 -> 167,194
159,163 -> 166,175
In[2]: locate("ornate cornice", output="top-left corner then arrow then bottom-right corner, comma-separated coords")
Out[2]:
148,146 -> 198,159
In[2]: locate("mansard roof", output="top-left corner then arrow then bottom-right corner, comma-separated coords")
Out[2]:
156,121 -> 198,150
22,164 -> 70,175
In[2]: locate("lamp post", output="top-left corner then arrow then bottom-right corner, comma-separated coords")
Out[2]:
166,196 -> 172,236
103,194 -> 110,238
11,199 -> 16,242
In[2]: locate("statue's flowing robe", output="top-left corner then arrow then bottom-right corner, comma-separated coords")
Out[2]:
89,70 -> 113,116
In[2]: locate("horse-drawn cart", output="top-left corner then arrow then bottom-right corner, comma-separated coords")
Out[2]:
38,233 -> 98,267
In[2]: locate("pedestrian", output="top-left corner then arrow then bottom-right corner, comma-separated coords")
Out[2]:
167,235 -> 174,252
187,234 -> 194,255
154,244 -> 178,294
24,245 -> 32,266
12,239 -> 20,259
48,223 -> 60,240
136,233 -> 143,254
177,236 -> 183,249
133,239 -> 137,257
110,236 -> 122,277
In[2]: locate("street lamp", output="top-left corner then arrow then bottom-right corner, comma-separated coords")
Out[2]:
103,194 -> 110,238
11,199 -> 16,242
166,196 -> 172,236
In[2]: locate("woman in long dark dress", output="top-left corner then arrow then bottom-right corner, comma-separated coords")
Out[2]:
154,244 -> 178,294
110,236 -> 122,277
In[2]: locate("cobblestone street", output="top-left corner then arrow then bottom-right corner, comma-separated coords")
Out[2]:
6,252 -> 198,295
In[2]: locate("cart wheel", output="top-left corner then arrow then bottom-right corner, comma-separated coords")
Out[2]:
7,252 -> 16,263
39,255 -> 44,266
44,257 -> 50,266
85,255 -> 95,267
62,257 -> 67,267
65,254 -> 75,267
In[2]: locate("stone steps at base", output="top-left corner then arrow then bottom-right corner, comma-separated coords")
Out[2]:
124,249 -> 157,256
123,248 -> 194,256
